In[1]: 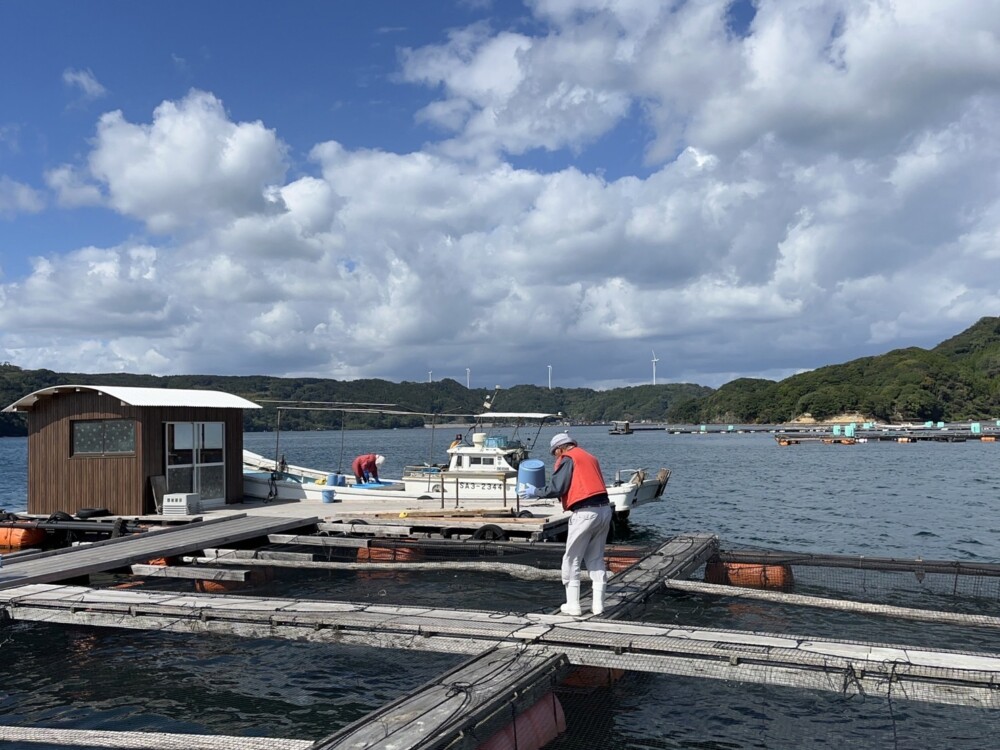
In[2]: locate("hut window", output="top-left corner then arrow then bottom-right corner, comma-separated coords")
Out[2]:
72,419 -> 136,456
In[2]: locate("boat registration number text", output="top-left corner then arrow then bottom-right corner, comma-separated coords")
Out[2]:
458,482 -> 504,491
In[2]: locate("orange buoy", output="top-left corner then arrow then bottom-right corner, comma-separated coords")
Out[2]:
476,692 -> 566,750
111,580 -> 146,590
561,666 -> 625,689
357,545 -> 424,562
0,526 -> 46,549
982,435 -> 996,442
194,567 -> 273,593
604,555 -> 639,574
705,561 -> 794,590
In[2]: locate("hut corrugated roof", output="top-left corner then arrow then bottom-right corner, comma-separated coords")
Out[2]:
3,385 -> 262,412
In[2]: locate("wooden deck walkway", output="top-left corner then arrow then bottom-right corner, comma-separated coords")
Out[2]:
600,533 -> 719,619
4,528 -> 998,748
3,581 -> 998,709
0,514 -> 317,590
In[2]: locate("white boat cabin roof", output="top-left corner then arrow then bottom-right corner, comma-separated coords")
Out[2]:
476,412 -> 559,420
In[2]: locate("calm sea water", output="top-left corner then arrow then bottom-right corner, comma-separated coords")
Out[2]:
1,427 -> 998,747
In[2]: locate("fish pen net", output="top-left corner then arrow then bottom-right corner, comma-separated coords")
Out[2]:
8,534 -> 999,749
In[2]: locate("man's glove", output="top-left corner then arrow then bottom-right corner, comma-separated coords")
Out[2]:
518,483 -> 538,499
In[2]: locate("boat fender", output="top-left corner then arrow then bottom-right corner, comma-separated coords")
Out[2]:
76,507 -> 111,519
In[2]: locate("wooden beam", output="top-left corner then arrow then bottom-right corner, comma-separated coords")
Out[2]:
0,726 -> 311,749
130,564 -> 253,582
191,553 -> 567,581
0,515 -> 320,590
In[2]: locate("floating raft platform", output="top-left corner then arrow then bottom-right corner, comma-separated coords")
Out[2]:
3,517 -> 1000,748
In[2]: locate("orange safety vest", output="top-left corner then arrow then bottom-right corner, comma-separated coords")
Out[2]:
555,446 -> 608,510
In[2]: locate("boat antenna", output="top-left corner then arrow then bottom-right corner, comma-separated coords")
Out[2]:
482,385 -> 501,411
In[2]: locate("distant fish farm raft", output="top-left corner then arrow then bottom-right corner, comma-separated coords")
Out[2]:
1,510 -> 999,748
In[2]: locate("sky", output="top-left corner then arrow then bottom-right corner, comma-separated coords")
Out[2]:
1,0 -> 999,391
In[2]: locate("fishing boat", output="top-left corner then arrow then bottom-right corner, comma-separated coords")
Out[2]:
243,412 -> 670,520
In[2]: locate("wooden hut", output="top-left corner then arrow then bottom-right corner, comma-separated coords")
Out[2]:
3,385 -> 261,516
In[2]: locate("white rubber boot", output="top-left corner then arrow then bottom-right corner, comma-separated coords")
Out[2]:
591,572 -> 607,616
560,581 -> 582,616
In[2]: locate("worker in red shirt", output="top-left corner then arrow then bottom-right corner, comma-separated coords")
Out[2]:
352,453 -> 385,484
519,433 -> 611,617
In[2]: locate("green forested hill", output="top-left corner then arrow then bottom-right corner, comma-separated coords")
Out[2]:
691,316 -> 1000,423
0,363 -> 710,437
3,316 -> 999,436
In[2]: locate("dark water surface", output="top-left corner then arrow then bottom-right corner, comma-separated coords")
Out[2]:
1,427 -> 998,747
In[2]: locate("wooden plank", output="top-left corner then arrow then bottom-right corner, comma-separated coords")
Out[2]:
202,548 -> 320,562
0,515 -> 319,590
130,564 -> 252,582
0,726 -> 312,749
600,533 -> 719,620
268,534 -> 373,549
0,513 -> 243,565
191,553 -> 566,581
316,522 -> 414,537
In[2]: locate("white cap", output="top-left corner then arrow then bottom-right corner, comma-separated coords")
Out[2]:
375,454 -> 385,466
549,433 -> 575,454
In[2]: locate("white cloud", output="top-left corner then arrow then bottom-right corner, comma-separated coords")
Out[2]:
0,177 -> 45,218
45,165 -> 103,207
86,90 -> 289,233
3,1 -> 1000,388
62,68 -> 108,100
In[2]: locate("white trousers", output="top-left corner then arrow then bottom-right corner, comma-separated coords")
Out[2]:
561,503 -> 613,586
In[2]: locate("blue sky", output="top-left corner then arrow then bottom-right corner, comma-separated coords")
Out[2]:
2,0 -> 999,392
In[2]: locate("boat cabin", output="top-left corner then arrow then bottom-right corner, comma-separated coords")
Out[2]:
3,385 -> 261,517
400,412 -> 555,496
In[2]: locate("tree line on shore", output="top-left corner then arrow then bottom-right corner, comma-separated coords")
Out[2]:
2,316 -> 999,437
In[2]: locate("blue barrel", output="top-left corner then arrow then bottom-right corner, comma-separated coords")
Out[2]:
517,459 -> 545,490
327,473 -> 346,487
321,489 -> 336,503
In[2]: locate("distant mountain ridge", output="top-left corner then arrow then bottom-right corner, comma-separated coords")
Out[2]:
2,316 -> 999,436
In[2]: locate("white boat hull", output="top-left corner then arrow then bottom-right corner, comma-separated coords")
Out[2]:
242,450 -> 669,519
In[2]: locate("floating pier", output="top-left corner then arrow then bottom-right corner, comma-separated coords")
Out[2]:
1,517 -> 998,747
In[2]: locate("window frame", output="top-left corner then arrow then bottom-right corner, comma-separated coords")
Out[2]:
71,418 -> 137,457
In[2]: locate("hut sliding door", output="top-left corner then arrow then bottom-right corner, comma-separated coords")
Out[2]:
165,422 -> 226,507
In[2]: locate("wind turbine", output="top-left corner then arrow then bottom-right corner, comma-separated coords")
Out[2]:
651,350 -> 659,386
